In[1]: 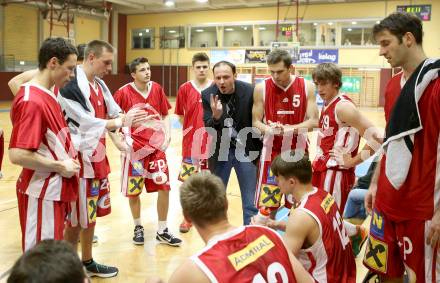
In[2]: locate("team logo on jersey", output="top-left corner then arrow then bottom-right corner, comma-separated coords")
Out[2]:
87,196 -> 98,223
259,184 -> 282,207
371,209 -> 385,239
131,161 -> 144,176
363,236 -> 388,273
90,180 -> 100,197
128,177 -> 144,196
266,167 -> 277,185
228,235 -> 275,271
282,97 -> 289,103
320,193 -> 335,214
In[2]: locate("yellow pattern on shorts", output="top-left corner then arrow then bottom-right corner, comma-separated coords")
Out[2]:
87,196 -> 98,223
128,177 -> 144,196
259,184 -> 282,208
363,236 -> 388,273
179,162 -> 196,181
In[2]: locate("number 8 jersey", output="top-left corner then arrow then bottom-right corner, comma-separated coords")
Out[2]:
192,226 -> 297,283
297,188 -> 356,283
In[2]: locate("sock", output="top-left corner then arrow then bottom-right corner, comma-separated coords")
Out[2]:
83,259 -> 93,266
134,218 -> 142,227
158,221 -> 167,234
343,221 -> 357,237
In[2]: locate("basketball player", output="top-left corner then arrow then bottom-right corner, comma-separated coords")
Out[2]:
113,57 -> 182,247
270,152 -> 356,282
175,52 -> 212,233
58,40 -> 147,278
363,12 -> 440,282
252,49 -> 319,212
147,172 -> 313,283
0,127 -> 4,179
8,37 -> 80,251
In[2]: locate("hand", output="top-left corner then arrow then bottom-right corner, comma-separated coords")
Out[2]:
124,108 -> 151,127
330,147 -> 355,169
58,159 -> 80,178
364,182 -> 377,214
427,209 -> 440,249
210,94 -> 223,120
112,133 -> 129,152
266,121 -> 284,136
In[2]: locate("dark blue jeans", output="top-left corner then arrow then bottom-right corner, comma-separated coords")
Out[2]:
343,187 -> 367,219
213,149 -> 258,225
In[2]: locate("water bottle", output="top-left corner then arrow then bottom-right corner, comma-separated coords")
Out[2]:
254,207 -> 270,225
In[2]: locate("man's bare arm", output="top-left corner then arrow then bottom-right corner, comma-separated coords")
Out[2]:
8,69 -> 39,95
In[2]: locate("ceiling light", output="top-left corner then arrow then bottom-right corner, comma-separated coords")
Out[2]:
313,23 -> 318,26
164,0 -> 175,7
243,26 -> 248,30
351,21 -> 357,25
196,29 -> 204,32
145,29 -> 150,33
376,20 -> 380,24
225,28 -> 234,31
258,27 -> 266,30
138,33 -> 143,36
347,28 -> 352,31
328,22 -> 333,26
168,30 -> 176,33
197,0 -> 209,2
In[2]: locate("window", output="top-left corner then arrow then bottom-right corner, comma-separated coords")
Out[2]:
223,25 -> 253,47
258,24 -> 297,46
190,26 -> 217,48
341,21 -> 377,46
132,28 -> 154,49
298,23 -> 317,46
160,26 -> 185,49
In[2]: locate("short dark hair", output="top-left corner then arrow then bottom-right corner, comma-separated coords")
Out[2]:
312,63 -> 343,90
266,49 -> 292,68
180,172 -> 228,228
129,57 -> 149,73
192,52 -> 210,66
76,43 -> 87,61
84,40 -> 114,59
38,37 -> 78,70
8,240 -> 86,283
373,12 -> 423,44
270,152 -> 312,184
212,60 -> 236,75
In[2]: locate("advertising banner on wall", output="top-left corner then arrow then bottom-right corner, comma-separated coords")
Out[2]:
210,49 -> 246,65
245,49 -> 269,63
294,49 -> 339,64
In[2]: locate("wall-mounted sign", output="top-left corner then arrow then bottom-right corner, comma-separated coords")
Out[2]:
397,4 -> 431,21
294,49 -> 339,64
210,49 -> 246,65
303,75 -> 361,94
245,49 -> 269,63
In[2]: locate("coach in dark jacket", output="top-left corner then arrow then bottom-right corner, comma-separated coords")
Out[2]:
202,60 -> 261,225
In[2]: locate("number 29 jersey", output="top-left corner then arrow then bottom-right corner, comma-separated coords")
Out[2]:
297,188 -> 356,283
192,225 -> 297,283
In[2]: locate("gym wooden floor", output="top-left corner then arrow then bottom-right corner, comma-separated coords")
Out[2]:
0,99 -> 385,283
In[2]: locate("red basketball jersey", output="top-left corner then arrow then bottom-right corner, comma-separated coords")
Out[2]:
10,84 -> 78,202
77,83 -> 111,179
263,76 -> 308,153
175,81 -> 211,159
192,226 -> 297,283
384,72 -> 404,123
114,82 -> 171,152
297,188 -> 356,283
376,75 -> 440,221
313,95 -> 359,172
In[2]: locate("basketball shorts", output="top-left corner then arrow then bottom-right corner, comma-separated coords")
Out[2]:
68,177 -> 111,229
178,157 -> 208,182
312,169 -> 355,213
17,191 -> 69,251
363,207 -> 439,282
121,150 -> 170,197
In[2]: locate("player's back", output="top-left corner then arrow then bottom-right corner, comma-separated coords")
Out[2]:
192,226 -> 297,283
297,188 -> 356,283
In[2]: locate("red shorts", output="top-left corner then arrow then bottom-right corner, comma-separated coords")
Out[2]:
363,208 -> 439,282
312,169 -> 355,213
178,157 -> 208,182
68,177 -> 111,229
17,191 -> 69,251
121,150 -> 170,197
255,158 -> 294,210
